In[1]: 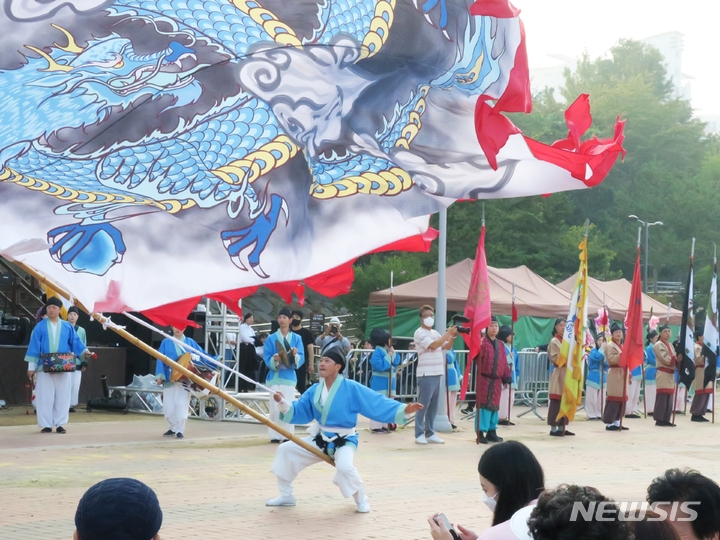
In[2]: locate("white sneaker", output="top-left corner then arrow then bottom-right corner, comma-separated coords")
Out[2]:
357,500 -> 371,513
427,435 -> 445,444
265,495 -> 296,507
415,435 -> 428,445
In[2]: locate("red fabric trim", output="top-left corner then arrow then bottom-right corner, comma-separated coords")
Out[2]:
696,389 -> 714,395
369,228 -> 439,254
606,396 -> 628,402
469,0 -> 521,18
207,286 -> 259,314
657,388 -> 675,395
549,393 -> 562,401
141,296 -> 202,329
658,367 -> 675,374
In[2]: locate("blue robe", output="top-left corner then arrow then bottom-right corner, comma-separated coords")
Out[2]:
25,319 -> 87,367
281,376 -> 408,450
369,346 -> 401,395
586,348 -> 608,389
264,330 -> 305,387
645,344 -> 657,384
155,335 -> 208,387
446,349 -> 461,391
503,343 -> 520,390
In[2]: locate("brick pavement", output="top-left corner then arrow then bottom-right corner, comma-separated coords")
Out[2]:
2,405 -> 720,539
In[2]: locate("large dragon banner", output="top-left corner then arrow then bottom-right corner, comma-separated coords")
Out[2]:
0,0 -> 624,321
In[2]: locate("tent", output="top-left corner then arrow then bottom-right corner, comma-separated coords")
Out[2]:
366,259 -> 572,351
555,275 -> 683,325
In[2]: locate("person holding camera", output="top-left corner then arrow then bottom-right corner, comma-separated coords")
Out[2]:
413,305 -> 458,445
315,316 -> 351,355
264,307 -> 305,442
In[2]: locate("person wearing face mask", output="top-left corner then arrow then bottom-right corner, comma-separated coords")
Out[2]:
428,441 -> 545,540
413,305 -> 458,445
291,310 -> 315,393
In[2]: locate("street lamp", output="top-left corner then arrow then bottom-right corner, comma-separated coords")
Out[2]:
629,215 -> 663,293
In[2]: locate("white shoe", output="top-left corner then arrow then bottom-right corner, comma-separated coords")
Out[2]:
427,435 -> 445,444
357,501 -> 371,513
415,435 -> 428,445
265,495 -> 296,507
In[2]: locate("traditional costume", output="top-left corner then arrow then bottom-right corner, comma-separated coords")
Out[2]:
602,325 -> 628,430
673,371 -> 688,413
625,365 -> 642,418
25,298 -> 89,432
475,318 -> 511,444
547,319 -> 571,435
267,349 -> 410,513
68,307 -> 88,410
644,335 -> 658,415
446,348 -> 461,427
156,333 -> 207,438
585,346 -> 607,420
690,327 -> 713,421
653,326 -> 678,426
498,326 -> 518,426
264,308 -> 305,442
368,328 -> 401,433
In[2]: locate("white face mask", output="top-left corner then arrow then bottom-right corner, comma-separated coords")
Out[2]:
423,316 -> 435,328
483,492 -> 498,513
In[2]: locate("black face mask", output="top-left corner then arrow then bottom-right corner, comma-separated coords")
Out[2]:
292,319 -> 301,327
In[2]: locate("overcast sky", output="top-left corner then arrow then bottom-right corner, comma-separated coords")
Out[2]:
517,0 -> 720,117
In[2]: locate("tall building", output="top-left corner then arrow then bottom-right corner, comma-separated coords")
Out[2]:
639,32 -> 692,101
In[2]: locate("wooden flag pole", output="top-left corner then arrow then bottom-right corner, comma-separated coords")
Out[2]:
388,271 -> 394,401
600,293 -> 607,418
15,261 -> 335,465
507,282 -> 515,423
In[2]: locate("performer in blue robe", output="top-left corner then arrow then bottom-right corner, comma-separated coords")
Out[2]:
446,348 -> 461,428
267,348 -> 423,513
585,336 -> 608,420
25,297 -> 90,433
368,328 -> 402,433
155,326 -> 208,439
644,330 -> 658,415
67,306 -> 88,412
263,307 -> 305,442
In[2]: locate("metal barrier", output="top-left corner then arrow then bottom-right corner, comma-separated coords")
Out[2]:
516,352 -> 550,420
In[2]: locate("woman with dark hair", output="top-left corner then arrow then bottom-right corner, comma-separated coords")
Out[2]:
428,441 -> 544,539
585,334 -> 607,420
627,511 -> 681,540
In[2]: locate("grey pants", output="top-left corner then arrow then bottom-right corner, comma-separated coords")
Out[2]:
415,375 -> 442,438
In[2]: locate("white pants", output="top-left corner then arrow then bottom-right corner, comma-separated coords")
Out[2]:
163,383 -> 190,434
268,385 -> 296,441
644,385 -> 656,414
709,392 -> 714,411
70,371 -> 82,407
448,391 -> 458,424
271,436 -> 367,504
499,388 -> 514,421
627,380 -> 641,415
35,372 -> 72,428
585,387 -> 606,419
674,385 -> 687,412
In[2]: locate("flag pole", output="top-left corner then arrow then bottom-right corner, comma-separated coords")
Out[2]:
713,244 -> 717,425
388,271 -> 394,401
673,238 -> 695,427
14,261 -> 335,465
601,293 -> 607,418
507,282 -> 515,423
620,228 -> 641,432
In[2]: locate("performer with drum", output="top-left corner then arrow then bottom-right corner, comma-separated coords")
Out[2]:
156,325 -> 209,439
25,297 -> 92,434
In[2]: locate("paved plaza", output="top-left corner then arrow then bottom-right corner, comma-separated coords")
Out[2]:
2,402 -> 720,539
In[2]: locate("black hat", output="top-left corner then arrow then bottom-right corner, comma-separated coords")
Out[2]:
277,307 -> 292,319
490,315 -> 499,323
658,324 -> 670,332
611,323 -> 623,334
46,297 -> 63,308
67,306 -> 79,315
695,325 -> 704,338
75,478 -> 162,540
323,348 -> 346,371
369,328 -> 391,348
497,325 -> 513,342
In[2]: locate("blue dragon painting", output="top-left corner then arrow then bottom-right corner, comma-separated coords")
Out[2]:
0,0 -> 520,279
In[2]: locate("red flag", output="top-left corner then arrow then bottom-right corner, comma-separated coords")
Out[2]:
619,248 -> 644,371
512,302 -> 518,323
388,295 -> 396,318
459,224 -> 492,399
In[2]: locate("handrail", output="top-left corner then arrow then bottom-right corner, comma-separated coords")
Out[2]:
0,257 -> 43,304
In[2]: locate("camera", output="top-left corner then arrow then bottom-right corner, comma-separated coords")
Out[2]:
452,314 -> 471,334
330,325 -> 339,335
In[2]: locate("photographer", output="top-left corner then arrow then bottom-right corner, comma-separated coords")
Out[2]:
413,305 -> 458,445
315,316 -> 351,355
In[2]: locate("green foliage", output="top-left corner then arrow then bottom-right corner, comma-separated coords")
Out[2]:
333,38 -> 719,317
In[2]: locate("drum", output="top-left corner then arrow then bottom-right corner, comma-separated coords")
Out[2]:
169,352 -> 218,397
40,353 -> 76,373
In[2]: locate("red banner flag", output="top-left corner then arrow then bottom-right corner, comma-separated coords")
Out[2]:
388,295 -> 396,318
512,302 -> 519,323
619,248 -> 644,371
459,224 -> 492,399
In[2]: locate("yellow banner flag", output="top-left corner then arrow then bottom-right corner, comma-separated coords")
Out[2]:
557,235 -> 589,422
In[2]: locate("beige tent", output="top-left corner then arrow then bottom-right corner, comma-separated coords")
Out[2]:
368,259 -> 571,318
556,275 -> 682,325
